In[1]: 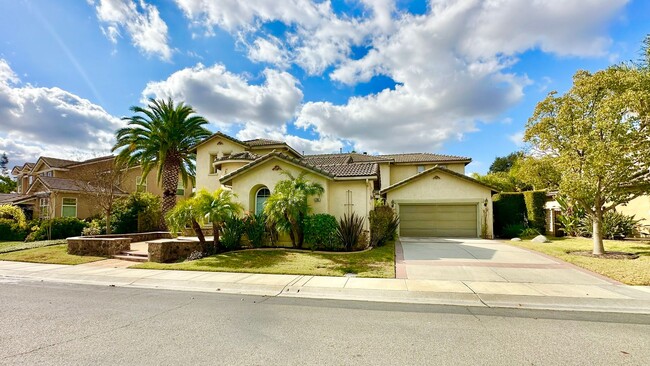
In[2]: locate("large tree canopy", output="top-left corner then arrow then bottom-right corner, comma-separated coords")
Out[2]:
525,64 -> 650,254
488,151 -> 524,174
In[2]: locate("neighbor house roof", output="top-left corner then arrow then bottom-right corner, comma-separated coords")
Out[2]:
219,151 -> 379,185
378,153 -> 471,164
39,157 -> 78,168
26,176 -> 127,195
244,138 -> 285,147
380,165 -> 498,194
0,193 -> 20,204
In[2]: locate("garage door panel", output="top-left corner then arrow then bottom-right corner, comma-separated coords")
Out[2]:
399,204 -> 478,237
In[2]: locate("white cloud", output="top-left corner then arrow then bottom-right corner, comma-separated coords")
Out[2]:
90,0 -> 172,61
142,63 -> 303,130
508,131 -> 525,147
0,59 -> 123,167
173,0 -> 627,154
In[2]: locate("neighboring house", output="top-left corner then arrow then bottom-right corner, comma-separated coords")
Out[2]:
192,132 -> 496,238
8,156 -> 192,220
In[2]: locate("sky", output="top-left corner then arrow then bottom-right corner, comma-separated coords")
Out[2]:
0,0 -> 648,174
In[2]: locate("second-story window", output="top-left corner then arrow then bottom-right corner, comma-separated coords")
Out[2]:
417,165 -> 425,173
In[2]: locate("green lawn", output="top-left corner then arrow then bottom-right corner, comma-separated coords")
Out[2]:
0,244 -> 105,265
133,242 -> 395,278
509,237 -> 650,285
0,240 -> 67,254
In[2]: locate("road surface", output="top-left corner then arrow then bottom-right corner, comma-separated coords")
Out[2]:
0,278 -> 648,365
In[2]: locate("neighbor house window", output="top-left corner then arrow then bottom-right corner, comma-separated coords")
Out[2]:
136,176 -> 147,192
61,198 -> 77,217
417,165 -> 425,173
176,181 -> 185,196
40,171 -> 53,177
39,198 -> 49,219
255,187 -> 271,214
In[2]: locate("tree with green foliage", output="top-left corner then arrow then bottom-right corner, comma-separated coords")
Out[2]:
194,189 -> 243,253
511,156 -> 561,191
0,176 -> 17,193
525,63 -> 650,255
470,171 -> 530,192
113,98 -> 211,227
264,171 -> 324,248
166,197 -> 207,250
488,151 -> 523,173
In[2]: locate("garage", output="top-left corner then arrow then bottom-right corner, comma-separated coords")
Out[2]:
399,204 -> 478,237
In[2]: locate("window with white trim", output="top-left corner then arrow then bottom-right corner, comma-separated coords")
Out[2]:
39,198 -> 49,219
61,198 -> 77,217
136,176 -> 147,192
255,187 -> 271,214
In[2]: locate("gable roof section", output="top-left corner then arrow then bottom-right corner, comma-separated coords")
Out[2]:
380,166 -> 498,194
26,176 -> 127,195
219,151 -> 378,185
190,131 -> 249,152
302,154 -> 353,166
378,153 -> 471,164
0,193 -> 20,204
215,151 -> 260,162
245,138 -> 285,147
40,156 -> 78,168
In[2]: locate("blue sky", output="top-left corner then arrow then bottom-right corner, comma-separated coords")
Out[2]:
0,0 -> 648,174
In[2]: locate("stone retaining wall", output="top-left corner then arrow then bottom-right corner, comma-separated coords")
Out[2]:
67,237 -> 131,256
67,232 -> 172,257
148,240 -> 203,263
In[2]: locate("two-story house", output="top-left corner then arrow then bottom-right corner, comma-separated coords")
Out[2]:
192,132 -> 496,238
8,156 -> 192,220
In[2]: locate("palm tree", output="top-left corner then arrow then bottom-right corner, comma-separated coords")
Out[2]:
264,171 -> 324,248
113,98 -> 211,228
194,189 -> 243,253
165,198 -> 207,252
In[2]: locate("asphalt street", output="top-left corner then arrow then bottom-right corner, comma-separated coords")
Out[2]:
0,277 -> 649,365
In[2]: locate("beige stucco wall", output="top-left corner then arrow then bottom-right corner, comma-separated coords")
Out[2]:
618,196 -> 650,231
327,180 -> 373,230
229,158 -> 330,215
120,167 -> 193,199
196,137 -> 247,193
389,163 -> 466,185
379,163 -> 391,190
385,170 -> 494,238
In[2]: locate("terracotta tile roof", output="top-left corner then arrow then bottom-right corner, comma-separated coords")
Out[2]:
378,153 -> 471,163
318,162 -> 379,177
301,155 -> 352,166
244,138 -> 285,147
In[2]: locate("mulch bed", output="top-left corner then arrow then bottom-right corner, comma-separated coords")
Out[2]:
568,250 -> 640,260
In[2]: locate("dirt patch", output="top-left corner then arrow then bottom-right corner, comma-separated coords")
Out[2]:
568,251 -> 640,260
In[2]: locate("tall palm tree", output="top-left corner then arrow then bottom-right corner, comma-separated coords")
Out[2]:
194,189 -> 243,253
264,171 -> 324,248
113,98 -> 211,227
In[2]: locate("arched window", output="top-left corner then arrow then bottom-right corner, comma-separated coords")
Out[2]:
255,187 -> 271,214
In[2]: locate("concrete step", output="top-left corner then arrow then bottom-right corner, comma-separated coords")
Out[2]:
113,251 -> 148,263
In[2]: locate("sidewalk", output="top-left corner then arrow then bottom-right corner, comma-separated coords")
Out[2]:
2,259 -> 650,314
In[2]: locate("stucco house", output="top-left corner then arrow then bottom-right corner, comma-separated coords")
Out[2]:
193,132 -> 496,238
8,156 -> 192,220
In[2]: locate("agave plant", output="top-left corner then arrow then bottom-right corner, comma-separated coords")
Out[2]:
337,213 -> 365,251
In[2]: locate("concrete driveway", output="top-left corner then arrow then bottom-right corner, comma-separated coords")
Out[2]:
397,237 -> 615,286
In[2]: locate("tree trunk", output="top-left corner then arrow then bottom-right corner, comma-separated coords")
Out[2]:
592,209 -> 605,255
212,222 -> 221,253
105,210 -> 112,235
191,219 -> 206,253
160,154 -> 181,230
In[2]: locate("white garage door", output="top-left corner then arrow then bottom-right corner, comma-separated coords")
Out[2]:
399,204 -> 478,237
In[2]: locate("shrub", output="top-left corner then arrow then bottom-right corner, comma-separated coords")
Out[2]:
492,193 -> 527,237
25,217 -> 88,242
243,212 -> 268,248
369,205 -> 399,247
0,204 -> 26,227
580,211 -> 640,239
221,216 -> 246,251
501,223 -> 526,239
186,250 -> 203,261
336,213 -> 365,251
523,191 -> 547,233
81,219 -> 106,236
0,218 -> 28,241
304,214 -> 340,251
519,227 -> 540,239
112,192 -> 162,234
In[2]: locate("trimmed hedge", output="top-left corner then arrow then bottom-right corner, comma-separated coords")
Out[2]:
25,217 -> 88,242
304,214 -> 340,251
493,193 -> 526,238
493,191 -> 547,238
523,191 -> 547,233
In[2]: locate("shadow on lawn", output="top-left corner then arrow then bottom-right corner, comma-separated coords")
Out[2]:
197,251 -> 293,269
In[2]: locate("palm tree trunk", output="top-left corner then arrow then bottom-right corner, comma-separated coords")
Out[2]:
212,222 -> 221,253
161,154 -> 181,230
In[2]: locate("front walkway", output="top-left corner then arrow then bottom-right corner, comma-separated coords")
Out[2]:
1,259 -> 649,314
